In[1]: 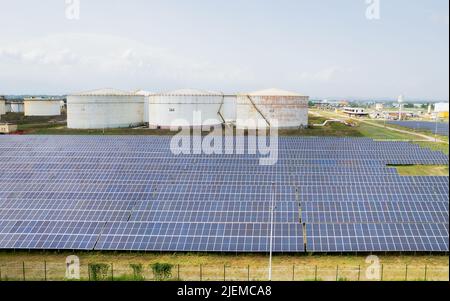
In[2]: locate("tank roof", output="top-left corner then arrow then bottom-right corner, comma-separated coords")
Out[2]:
70,88 -> 137,96
134,90 -> 156,96
246,88 -> 304,97
160,89 -> 224,96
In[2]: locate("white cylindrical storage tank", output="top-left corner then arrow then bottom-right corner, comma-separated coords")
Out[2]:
24,99 -> 62,116
0,97 -> 6,116
221,95 -> 237,123
67,89 -> 145,129
7,101 -> 24,113
149,89 -> 224,128
236,88 -> 309,129
134,90 -> 155,124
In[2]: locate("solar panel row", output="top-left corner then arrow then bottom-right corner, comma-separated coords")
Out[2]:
0,135 -> 448,253
388,121 -> 449,137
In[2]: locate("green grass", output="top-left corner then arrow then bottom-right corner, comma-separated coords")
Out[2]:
392,165 -> 449,176
415,142 -> 449,155
1,112 -> 66,125
22,126 -> 180,136
356,122 -> 425,140
372,120 -> 449,143
0,251 -> 448,282
4,111 -> 445,142
310,110 -> 444,141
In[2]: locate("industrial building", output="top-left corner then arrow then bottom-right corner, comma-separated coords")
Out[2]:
375,103 -> 384,111
0,123 -> 17,134
0,96 -> 5,116
236,88 -> 309,129
343,107 -> 369,117
148,89 -> 225,128
24,98 -> 62,116
5,100 -> 24,113
435,102 -> 449,118
67,89 -> 146,129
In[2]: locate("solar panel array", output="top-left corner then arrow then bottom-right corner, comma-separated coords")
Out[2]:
0,135 -> 448,253
388,121 -> 449,137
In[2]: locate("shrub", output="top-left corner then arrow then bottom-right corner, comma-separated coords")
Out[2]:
88,263 -> 110,281
150,263 -> 173,281
129,263 -> 145,281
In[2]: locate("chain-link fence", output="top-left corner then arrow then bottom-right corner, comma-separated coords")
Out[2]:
0,262 -> 448,281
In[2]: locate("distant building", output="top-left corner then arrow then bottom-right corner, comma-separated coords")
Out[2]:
0,96 -> 6,116
375,103 -> 384,111
386,112 -> 408,120
435,102 -> 449,118
339,100 -> 349,107
370,112 -> 382,119
0,123 -> 18,134
343,107 -> 369,117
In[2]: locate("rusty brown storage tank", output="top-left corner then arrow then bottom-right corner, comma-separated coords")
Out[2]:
236,88 -> 309,129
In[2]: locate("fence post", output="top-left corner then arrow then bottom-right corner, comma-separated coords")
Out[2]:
177,264 -> 180,281
22,262 -> 26,281
88,264 -> 91,281
111,263 -> 114,281
358,265 -> 361,281
424,265 -> 428,281
380,264 -> 384,281
247,265 -> 250,281
292,265 -> 295,281
405,264 -> 408,281
314,265 -> 318,281
200,264 -> 202,281
336,265 -> 339,281
223,265 -> 226,282
44,261 -> 47,281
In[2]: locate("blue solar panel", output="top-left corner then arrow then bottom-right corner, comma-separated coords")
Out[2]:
306,223 -> 449,252
388,121 -> 449,137
0,135 -> 448,253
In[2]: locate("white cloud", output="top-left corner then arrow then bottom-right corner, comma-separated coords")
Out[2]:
0,33 -> 253,91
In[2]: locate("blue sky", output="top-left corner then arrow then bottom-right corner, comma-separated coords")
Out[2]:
0,0 -> 448,100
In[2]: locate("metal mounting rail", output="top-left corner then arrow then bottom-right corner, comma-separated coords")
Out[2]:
217,95 -> 226,124
247,95 -> 271,127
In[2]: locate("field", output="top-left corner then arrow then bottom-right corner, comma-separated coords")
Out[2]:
0,252 -> 448,281
0,113 -> 432,140
3,112 -> 448,143
394,165 -> 449,176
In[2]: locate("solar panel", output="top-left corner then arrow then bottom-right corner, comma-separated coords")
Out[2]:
388,121 -> 449,137
306,223 -> 449,252
0,135 -> 448,253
